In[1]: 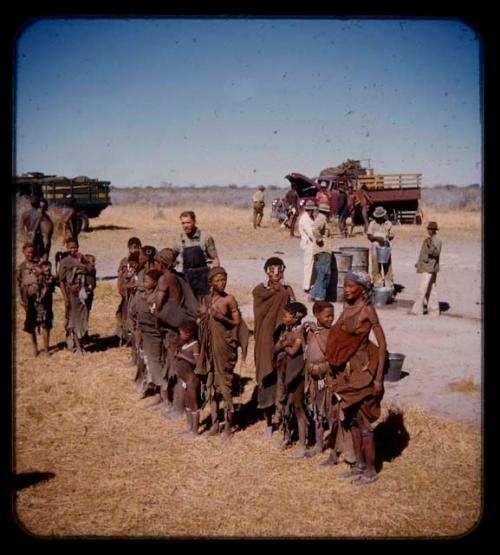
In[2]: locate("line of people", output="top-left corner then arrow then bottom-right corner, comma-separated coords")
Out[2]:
17,206 -> 442,485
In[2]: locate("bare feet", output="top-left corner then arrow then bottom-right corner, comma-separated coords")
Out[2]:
352,471 -> 378,485
202,423 -> 219,437
319,451 -> 339,466
291,446 -> 308,459
221,430 -> 232,443
263,426 -> 273,439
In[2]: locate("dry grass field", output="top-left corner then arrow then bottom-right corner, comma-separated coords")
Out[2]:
12,192 -> 483,539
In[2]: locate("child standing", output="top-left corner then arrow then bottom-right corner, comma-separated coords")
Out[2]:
196,266 -> 249,442
174,320 -> 201,436
273,301 -> 309,457
304,301 -> 334,458
17,243 -> 54,357
116,237 -> 142,344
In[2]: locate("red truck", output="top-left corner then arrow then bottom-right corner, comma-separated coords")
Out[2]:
273,170 -> 423,225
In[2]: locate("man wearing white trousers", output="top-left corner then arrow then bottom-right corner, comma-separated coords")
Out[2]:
410,221 -> 442,316
298,200 -> 316,292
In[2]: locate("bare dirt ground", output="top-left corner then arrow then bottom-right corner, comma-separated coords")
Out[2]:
13,201 -> 482,538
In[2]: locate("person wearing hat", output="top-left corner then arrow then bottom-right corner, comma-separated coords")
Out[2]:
410,221 -> 442,316
315,180 -> 332,207
252,185 -> 266,229
309,202 -> 332,301
298,200 -> 317,292
367,206 -> 395,288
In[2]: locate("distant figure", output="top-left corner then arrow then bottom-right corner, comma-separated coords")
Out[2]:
252,185 -> 266,229
367,206 -> 394,288
410,221 -> 442,316
22,196 -> 53,262
284,184 -> 300,238
62,197 -> 81,245
315,180 -> 331,207
336,185 -> 349,238
353,185 -> 373,234
37,199 -> 54,262
174,210 -> 220,310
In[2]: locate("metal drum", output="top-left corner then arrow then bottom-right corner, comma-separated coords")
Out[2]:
339,246 -> 369,274
329,251 -> 353,302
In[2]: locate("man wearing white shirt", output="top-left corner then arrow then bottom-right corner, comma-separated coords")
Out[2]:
298,200 -> 316,292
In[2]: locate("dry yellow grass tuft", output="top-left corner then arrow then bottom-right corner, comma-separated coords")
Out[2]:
449,378 -> 481,394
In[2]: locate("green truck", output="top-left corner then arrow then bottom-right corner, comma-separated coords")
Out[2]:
14,172 -> 112,230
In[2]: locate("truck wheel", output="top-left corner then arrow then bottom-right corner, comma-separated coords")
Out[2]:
78,213 -> 90,232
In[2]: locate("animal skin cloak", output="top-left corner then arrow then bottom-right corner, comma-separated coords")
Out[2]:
195,305 -> 249,410
58,255 -> 94,339
325,301 -> 383,423
252,282 -> 294,409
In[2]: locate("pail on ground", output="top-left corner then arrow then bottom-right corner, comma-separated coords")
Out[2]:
373,286 -> 393,306
339,246 -> 369,273
375,244 -> 391,264
386,352 -> 405,382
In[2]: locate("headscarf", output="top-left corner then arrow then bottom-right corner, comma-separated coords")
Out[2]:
345,269 -> 372,290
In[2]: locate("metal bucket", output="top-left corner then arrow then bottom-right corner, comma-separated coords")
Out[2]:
375,244 -> 391,264
373,286 -> 393,307
386,352 -> 405,382
339,247 -> 369,273
330,251 -> 353,302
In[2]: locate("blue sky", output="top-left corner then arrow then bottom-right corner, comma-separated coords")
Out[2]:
14,17 -> 482,187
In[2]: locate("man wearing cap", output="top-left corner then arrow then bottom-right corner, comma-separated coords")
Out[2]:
410,221 -> 442,316
252,185 -> 266,229
309,203 -> 332,301
173,211 -> 220,308
298,200 -> 316,292
367,206 -> 395,288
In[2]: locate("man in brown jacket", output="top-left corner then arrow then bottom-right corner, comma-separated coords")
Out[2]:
410,221 -> 442,316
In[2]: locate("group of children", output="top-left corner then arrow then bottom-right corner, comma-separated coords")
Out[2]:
17,237 -> 96,357
18,231 -> 388,485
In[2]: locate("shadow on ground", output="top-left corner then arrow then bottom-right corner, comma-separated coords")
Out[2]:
13,471 -> 56,491
374,408 -> 410,472
234,384 -> 263,431
88,224 -> 131,232
84,334 -> 121,353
